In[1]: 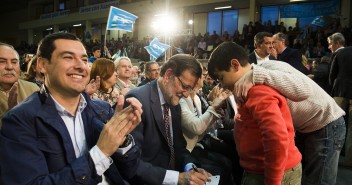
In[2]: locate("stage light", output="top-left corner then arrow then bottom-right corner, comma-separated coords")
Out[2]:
151,13 -> 179,36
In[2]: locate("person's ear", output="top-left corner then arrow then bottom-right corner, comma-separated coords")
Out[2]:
37,57 -> 47,74
163,68 -> 173,83
230,59 -> 240,72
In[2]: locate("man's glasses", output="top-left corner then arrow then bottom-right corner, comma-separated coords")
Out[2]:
176,76 -> 194,93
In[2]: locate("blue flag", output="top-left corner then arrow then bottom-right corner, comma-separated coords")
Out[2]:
106,6 -> 137,32
144,38 -> 170,60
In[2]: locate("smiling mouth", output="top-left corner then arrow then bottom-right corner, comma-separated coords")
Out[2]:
70,74 -> 83,79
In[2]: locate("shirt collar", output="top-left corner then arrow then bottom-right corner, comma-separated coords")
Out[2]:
51,93 -> 87,116
157,81 -> 166,106
254,50 -> 270,60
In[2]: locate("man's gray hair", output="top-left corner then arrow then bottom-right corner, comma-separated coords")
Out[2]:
329,32 -> 345,46
114,56 -> 132,69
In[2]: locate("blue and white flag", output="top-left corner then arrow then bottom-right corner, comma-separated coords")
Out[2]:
106,6 -> 138,32
144,38 -> 170,60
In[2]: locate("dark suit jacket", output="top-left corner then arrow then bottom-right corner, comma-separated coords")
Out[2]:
0,88 -> 140,185
329,46 -> 352,99
248,51 -> 276,64
312,62 -> 331,94
278,47 -> 308,75
125,80 -> 194,185
138,78 -> 153,87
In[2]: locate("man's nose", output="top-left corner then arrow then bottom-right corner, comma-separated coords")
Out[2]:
5,61 -> 14,69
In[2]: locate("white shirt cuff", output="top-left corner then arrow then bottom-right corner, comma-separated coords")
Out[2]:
162,170 -> 179,185
89,145 -> 113,176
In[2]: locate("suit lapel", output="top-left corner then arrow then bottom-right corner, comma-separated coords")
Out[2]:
150,81 -> 168,142
37,96 -> 77,162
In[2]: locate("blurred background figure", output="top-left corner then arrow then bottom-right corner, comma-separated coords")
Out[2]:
23,55 -> 44,87
138,62 -> 160,87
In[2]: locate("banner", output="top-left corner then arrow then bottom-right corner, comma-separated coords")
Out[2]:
144,38 -> 170,60
106,6 -> 138,32
280,0 -> 339,18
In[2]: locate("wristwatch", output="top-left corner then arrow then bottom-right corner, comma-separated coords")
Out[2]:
120,134 -> 133,148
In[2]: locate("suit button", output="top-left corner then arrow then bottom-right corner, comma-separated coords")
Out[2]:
82,176 -> 86,180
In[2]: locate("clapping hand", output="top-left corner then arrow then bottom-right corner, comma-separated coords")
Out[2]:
96,94 -> 142,157
85,76 -> 100,95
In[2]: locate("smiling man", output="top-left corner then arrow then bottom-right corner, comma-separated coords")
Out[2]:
0,33 -> 144,185
0,42 -> 39,127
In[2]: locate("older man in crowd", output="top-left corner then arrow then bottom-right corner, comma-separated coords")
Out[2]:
0,42 -> 39,127
138,62 -> 160,87
114,57 -> 136,95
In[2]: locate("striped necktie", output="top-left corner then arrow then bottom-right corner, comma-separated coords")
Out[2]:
163,104 -> 175,169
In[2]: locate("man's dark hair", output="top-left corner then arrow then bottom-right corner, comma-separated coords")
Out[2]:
254,32 -> 272,45
144,62 -> 158,77
274,32 -> 289,46
160,54 -> 202,79
208,42 -> 249,81
92,45 -> 101,53
37,32 -> 80,62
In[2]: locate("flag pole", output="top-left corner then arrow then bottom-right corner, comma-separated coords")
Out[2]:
104,29 -> 108,48
105,6 -> 113,49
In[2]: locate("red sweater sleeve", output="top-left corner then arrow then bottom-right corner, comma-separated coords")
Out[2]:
245,85 -> 291,185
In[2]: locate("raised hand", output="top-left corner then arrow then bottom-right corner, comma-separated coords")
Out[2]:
85,76 -> 101,95
234,70 -> 254,106
210,88 -> 232,110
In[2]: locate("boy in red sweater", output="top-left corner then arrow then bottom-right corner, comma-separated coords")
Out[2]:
208,42 -> 302,185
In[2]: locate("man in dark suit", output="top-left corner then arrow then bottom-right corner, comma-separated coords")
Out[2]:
329,33 -> 352,167
248,32 -> 276,64
125,54 -> 212,185
138,62 -> 160,87
273,32 -> 308,74
0,33 -> 143,185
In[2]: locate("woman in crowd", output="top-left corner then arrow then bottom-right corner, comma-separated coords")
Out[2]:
179,70 -> 233,185
23,55 -> 44,87
89,58 -> 119,106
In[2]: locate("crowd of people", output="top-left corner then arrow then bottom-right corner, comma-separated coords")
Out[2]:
0,18 -> 351,185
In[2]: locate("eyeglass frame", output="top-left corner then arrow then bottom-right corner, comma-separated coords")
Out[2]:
176,76 -> 194,93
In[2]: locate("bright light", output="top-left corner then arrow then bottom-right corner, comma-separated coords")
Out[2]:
188,20 -> 193,25
46,27 -> 53,31
151,13 -> 179,35
215,6 -> 232,10
73,23 -> 82,27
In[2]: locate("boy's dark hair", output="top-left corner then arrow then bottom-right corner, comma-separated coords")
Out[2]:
37,32 -> 80,62
208,42 -> 249,81
160,54 -> 202,79
92,45 -> 101,53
